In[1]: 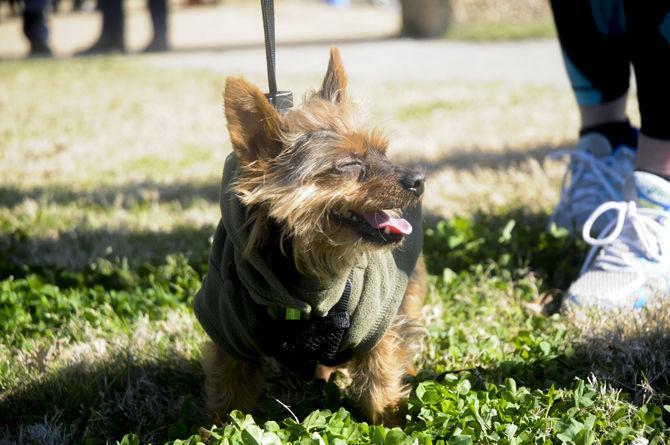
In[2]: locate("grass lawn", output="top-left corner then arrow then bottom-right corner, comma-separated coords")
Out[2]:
0,56 -> 668,445
445,20 -> 555,41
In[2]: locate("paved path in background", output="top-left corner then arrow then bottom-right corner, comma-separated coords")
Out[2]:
0,1 -> 568,88
148,38 -> 568,88
0,2 -> 400,57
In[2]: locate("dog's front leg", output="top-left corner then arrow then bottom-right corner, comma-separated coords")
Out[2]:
348,325 -> 411,426
202,341 -> 269,416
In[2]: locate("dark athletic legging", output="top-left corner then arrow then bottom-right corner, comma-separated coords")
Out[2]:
23,0 -> 49,47
100,0 -> 168,44
550,0 -> 670,140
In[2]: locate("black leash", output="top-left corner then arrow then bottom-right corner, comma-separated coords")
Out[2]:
260,0 -> 293,111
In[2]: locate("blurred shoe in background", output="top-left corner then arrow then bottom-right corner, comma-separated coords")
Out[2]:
23,0 -> 53,57
549,131 -> 637,235
564,171 -> 670,310
75,0 -> 168,56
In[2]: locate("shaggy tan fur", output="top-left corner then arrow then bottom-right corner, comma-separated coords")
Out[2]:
349,321 -> 413,425
202,341 -> 271,415
348,259 -> 427,424
398,256 -> 428,375
224,50 -> 407,278
202,47 -> 427,426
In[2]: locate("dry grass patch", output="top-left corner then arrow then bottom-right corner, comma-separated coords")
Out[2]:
451,0 -> 550,24
1,310 -> 207,444
1,55 -> 667,444
566,301 -> 670,404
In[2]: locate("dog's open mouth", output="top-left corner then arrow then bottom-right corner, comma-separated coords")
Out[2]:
336,209 -> 412,244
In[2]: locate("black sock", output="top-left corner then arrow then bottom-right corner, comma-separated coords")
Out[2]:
580,120 -> 638,149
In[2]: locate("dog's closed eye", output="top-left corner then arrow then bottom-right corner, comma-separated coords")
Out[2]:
336,159 -> 365,178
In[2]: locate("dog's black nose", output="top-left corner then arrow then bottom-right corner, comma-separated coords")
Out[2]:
400,170 -> 425,197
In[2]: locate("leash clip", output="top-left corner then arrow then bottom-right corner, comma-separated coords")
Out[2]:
265,91 -> 293,112
260,0 -> 292,112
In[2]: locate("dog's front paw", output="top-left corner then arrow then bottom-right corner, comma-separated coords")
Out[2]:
202,341 -> 268,416
370,400 -> 407,427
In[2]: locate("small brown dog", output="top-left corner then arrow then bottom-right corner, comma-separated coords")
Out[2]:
194,48 -> 426,425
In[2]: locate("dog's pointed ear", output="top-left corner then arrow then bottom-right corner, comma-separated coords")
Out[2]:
224,77 -> 283,163
319,47 -> 347,103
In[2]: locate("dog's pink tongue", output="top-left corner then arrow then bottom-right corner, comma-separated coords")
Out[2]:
362,210 -> 413,235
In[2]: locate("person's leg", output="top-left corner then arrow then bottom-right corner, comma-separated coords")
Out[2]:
625,1 -> 670,178
75,0 -> 124,55
578,93 -> 627,129
550,0 -> 636,145
102,0 -> 125,45
548,0 -> 637,234
564,1 -> 670,311
9,0 -> 21,15
23,0 -> 51,56
143,0 -> 169,52
636,136 -> 670,177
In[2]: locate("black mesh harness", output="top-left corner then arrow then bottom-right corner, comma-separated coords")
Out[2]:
259,271 -> 354,378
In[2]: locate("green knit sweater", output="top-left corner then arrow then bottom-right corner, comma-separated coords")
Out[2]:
194,153 -> 422,363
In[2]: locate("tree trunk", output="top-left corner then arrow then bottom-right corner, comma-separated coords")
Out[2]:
400,0 -> 451,38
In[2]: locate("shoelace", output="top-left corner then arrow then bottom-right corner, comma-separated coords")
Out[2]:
550,149 -> 626,224
580,201 -> 670,275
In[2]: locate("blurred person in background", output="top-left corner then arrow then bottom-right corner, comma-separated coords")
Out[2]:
77,0 -> 168,54
548,1 -> 670,310
23,0 -> 51,56
4,0 -> 22,16
51,0 -> 85,12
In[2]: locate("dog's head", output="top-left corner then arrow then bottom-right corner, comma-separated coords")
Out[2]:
225,48 -> 424,277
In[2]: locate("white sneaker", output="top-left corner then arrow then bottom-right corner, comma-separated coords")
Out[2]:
549,133 -> 636,235
564,171 -> 670,310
